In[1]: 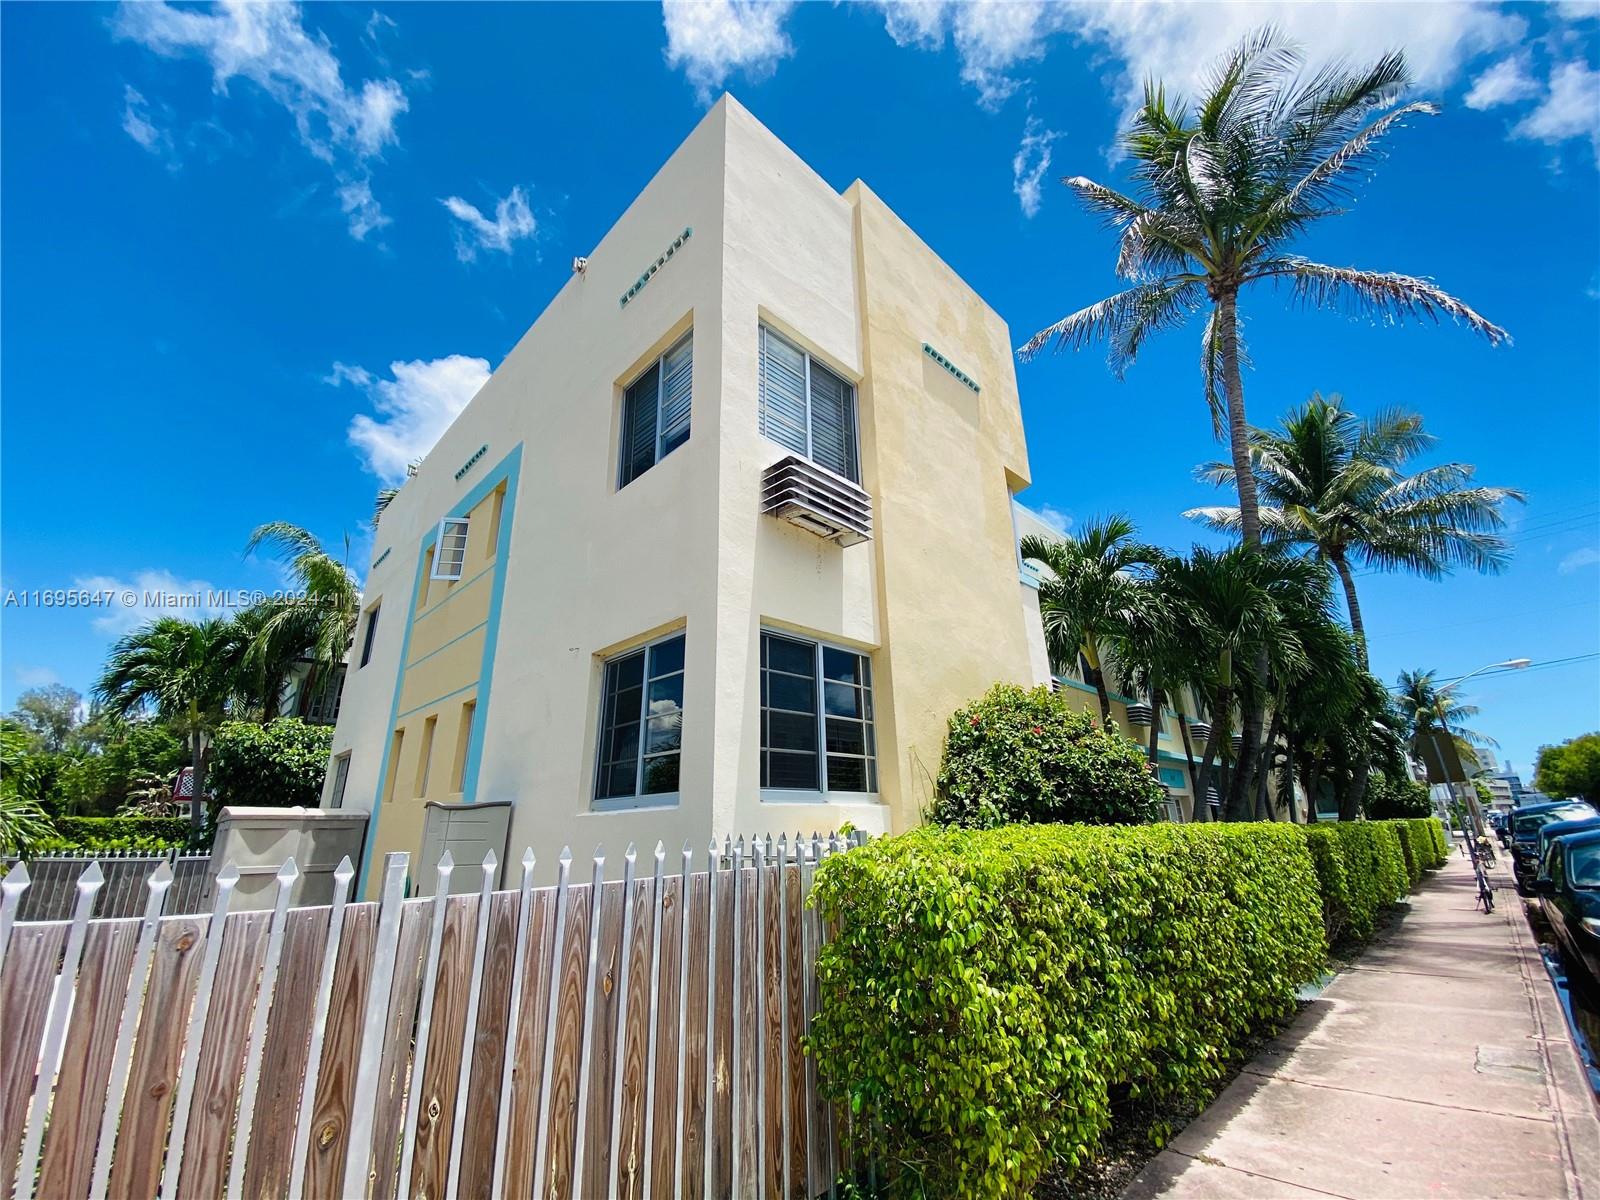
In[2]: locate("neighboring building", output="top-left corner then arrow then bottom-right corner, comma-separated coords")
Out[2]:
1482,763 -> 1530,811
326,98 -> 1047,893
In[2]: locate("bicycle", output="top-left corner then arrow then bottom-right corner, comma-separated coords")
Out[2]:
1467,837 -> 1495,913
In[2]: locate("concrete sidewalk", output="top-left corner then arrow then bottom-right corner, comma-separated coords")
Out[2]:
1122,847 -> 1600,1200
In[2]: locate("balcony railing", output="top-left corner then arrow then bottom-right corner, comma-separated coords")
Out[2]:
760,455 -> 873,547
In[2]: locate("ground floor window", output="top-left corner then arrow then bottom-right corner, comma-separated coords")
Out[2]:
595,632 -> 685,805
760,630 -> 876,797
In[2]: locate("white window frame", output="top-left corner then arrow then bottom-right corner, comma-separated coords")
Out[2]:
757,325 -> 861,483
592,630 -> 686,811
618,331 -> 693,488
431,517 -> 470,580
759,628 -> 878,805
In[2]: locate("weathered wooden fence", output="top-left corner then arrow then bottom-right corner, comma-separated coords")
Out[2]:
0,832 -> 860,1199
0,852 -> 211,921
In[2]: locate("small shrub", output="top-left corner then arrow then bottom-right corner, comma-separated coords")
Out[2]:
207,718 -> 333,811
932,684 -> 1164,828
809,822 -> 1325,1199
1301,825 -> 1354,944
1389,821 -> 1422,886
1365,773 -> 1433,820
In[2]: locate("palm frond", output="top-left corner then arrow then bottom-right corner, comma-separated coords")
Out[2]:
1061,177 -> 1149,228
1017,279 -> 1203,362
1268,258 -> 1511,345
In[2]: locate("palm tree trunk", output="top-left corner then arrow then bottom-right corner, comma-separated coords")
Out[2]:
1178,713 -> 1203,822
1216,288 -> 1260,546
1196,686 -> 1230,822
1146,689 -> 1163,763
1083,643 -> 1113,728
188,733 -> 205,840
1330,551 -> 1368,667
1228,695 -> 1261,822
1256,707 -> 1282,820
1307,746 -> 1326,823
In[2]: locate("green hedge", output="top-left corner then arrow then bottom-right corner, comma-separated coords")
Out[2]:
1298,818 -> 1447,946
41,815 -> 192,853
809,823 -> 1326,1199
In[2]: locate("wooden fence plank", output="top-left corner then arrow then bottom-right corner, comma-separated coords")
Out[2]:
613,872 -> 656,1200
300,902 -> 378,1200
784,862 -> 807,1199
646,874 -> 684,1195
680,870 -> 712,1200
500,888 -> 554,1199
454,890 -> 519,1200
36,917 -> 139,1200
107,914 -> 207,1200
0,923 -> 68,1197
243,904 -> 330,1200
735,863 -> 758,1200
709,867 -> 736,1200
578,877 -> 626,1199
542,880 -> 593,1200
407,893 -> 478,1200
177,908 -> 272,1198
761,862 -> 785,1199
367,898 -> 429,1200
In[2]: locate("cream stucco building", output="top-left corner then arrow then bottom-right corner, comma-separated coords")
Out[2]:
325,97 -> 1067,893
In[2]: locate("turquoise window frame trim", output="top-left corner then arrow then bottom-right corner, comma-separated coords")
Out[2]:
357,444 -> 523,895
404,619 -> 490,672
413,561 -> 497,621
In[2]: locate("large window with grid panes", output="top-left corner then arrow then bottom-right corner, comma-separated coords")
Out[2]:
593,632 -> 685,807
759,630 -> 876,798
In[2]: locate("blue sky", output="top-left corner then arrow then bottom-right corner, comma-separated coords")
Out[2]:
2,1 -> 1597,777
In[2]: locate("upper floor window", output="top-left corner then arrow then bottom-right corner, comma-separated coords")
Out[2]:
620,333 -> 693,487
758,325 -> 859,483
760,631 -> 876,796
595,632 -> 685,805
358,603 -> 381,667
431,517 -> 470,580
328,752 -> 351,809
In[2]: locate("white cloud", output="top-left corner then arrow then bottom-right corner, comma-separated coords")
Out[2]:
1464,54 -> 1542,109
335,355 -> 492,482
1036,504 -> 1073,536
74,569 -> 227,635
1559,546 -> 1600,574
662,0 -> 795,102
121,85 -> 171,155
114,0 -> 409,239
13,665 -> 62,689
1011,112 -> 1060,217
880,1 -> 1075,109
1512,59 -> 1600,159
441,186 -> 537,262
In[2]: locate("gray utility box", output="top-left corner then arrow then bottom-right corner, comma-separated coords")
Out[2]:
209,806 -> 370,909
417,800 -> 513,895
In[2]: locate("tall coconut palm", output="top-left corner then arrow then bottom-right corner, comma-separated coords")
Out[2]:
95,617 -> 244,836
243,522 -> 362,718
1187,394 -> 1524,662
1018,29 -> 1507,797
1019,515 -> 1160,726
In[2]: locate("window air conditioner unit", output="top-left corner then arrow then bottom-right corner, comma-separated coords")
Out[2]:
760,455 -> 872,547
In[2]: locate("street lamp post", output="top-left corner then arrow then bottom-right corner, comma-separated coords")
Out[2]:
1436,658 -> 1531,839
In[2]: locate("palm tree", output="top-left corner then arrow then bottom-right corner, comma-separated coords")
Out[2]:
1187,394 -> 1524,662
243,522 -> 362,719
95,617 -> 244,837
1019,515 -> 1160,726
1395,667 -> 1494,769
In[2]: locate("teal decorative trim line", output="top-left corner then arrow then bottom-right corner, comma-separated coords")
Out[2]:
357,444 -> 523,895
371,547 -> 392,570
413,561 -> 496,621
454,444 -> 488,481
619,226 -> 692,308
405,619 -> 489,671
922,343 -> 980,393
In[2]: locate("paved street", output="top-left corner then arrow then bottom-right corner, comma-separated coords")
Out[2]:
1123,848 -> 1600,1199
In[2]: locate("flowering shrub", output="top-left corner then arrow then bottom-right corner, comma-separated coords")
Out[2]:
931,684 -> 1164,827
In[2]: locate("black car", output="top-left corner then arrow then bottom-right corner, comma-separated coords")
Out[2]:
1535,829 -> 1600,996
1512,801 -> 1598,894
1535,816 -> 1600,887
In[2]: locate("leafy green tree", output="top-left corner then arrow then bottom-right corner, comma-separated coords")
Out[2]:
1018,29 -> 1506,806
242,522 -> 361,720
0,721 -> 54,855
9,684 -> 83,752
95,617 -> 245,837
1364,772 -> 1433,819
1187,394 -> 1523,659
1018,515 -> 1160,726
933,684 -> 1164,828
1534,733 -> 1600,803
207,718 -> 334,811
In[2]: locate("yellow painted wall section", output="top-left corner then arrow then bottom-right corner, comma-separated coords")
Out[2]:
847,181 -> 1037,831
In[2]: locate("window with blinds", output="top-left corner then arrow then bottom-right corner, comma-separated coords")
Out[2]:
758,325 -> 859,482
619,332 -> 693,487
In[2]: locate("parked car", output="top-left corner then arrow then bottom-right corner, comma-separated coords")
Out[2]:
1535,829 -> 1600,996
1488,809 -> 1511,846
1512,801 -> 1598,894
1535,816 -> 1600,887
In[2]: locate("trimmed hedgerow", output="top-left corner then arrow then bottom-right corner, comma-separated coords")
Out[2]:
1389,820 -> 1423,887
808,822 -> 1325,1200
1297,818 -> 1448,946
44,815 -> 191,852
1301,825 -> 1356,945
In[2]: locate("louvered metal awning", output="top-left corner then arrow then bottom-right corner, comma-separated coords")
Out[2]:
760,455 -> 872,547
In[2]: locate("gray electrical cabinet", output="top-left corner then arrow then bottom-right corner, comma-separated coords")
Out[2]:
417,800 -> 513,895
